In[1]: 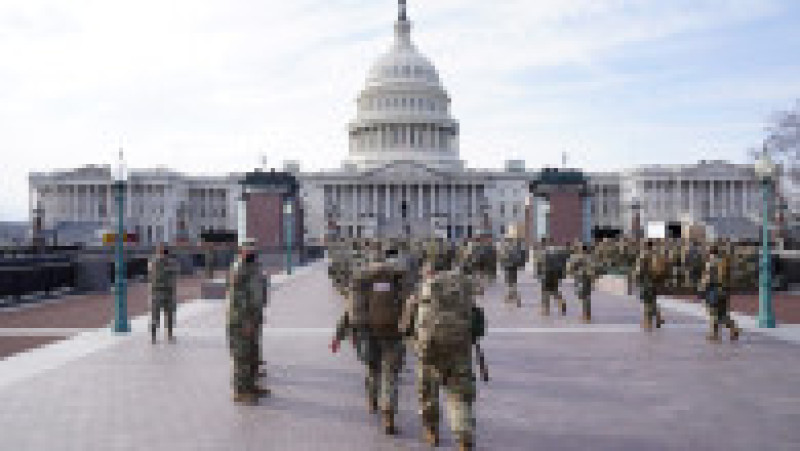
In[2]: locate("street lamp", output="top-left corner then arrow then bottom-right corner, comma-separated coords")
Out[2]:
755,148 -> 777,328
630,197 -> 642,240
112,150 -> 130,333
284,198 -> 294,275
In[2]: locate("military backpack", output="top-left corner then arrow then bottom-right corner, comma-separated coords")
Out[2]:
349,262 -> 404,338
416,270 -> 475,358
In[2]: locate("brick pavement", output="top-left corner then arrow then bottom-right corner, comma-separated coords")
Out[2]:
0,272 -> 210,359
0,263 -> 799,450
679,292 -> 800,324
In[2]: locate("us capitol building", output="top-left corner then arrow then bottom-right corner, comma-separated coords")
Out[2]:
28,1 -> 789,247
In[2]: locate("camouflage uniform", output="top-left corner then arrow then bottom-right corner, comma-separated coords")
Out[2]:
498,237 -> 528,306
699,249 -> 740,341
226,252 -> 268,404
148,253 -> 177,343
537,245 -> 569,316
632,244 -> 666,330
567,246 -> 597,322
334,245 -> 410,435
401,265 -> 479,451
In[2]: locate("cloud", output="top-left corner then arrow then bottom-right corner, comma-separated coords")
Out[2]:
0,0 -> 797,219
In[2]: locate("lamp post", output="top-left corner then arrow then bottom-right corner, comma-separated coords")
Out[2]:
755,148 -> 777,328
284,198 -> 294,275
630,197 -> 642,240
112,151 -> 130,333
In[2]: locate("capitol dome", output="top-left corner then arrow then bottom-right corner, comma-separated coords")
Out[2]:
345,1 -> 462,171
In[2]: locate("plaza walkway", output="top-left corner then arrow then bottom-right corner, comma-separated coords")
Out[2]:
1,261 -> 799,450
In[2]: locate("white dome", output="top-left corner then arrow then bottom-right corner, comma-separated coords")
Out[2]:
345,6 -> 461,172
365,23 -> 442,89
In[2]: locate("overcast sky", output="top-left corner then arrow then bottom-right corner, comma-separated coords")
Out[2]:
1,0 -> 798,220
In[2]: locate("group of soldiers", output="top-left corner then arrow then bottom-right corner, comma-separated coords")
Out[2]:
531,235 -> 754,340
328,232 -> 506,451
146,240 -> 271,405
325,232 -> 757,449
143,229 -> 758,449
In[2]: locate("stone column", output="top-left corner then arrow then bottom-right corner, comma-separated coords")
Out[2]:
743,180 -> 749,217
385,184 -> 390,219
709,180 -> 715,218
689,179 -> 695,221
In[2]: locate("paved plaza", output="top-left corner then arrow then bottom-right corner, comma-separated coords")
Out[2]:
1,262 -> 799,450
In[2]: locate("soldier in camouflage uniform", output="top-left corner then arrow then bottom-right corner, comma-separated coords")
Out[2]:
537,239 -> 569,316
400,244 -> 483,451
226,239 -> 269,405
567,243 -> 598,323
698,244 -> 740,342
632,240 -> 667,331
148,243 -> 177,344
498,230 -> 528,307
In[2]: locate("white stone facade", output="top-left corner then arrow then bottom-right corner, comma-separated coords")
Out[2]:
27,3 -> 773,246
28,165 -> 241,245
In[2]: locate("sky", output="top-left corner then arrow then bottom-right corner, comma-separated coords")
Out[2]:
0,0 -> 798,220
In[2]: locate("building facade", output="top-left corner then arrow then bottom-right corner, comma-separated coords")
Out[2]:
27,2 -> 779,246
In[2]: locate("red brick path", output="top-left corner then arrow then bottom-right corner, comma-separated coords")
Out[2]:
0,273 -> 209,359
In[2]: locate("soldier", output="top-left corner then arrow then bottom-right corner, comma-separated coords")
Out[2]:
567,243 -> 598,323
226,239 -> 269,405
632,240 -> 667,331
498,226 -> 528,307
148,243 -> 177,344
537,239 -> 569,316
400,246 -> 484,451
698,244 -> 740,342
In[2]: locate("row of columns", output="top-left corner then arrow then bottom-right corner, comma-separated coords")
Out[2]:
645,179 -> 758,220
351,124 -> 452,152
326,183 -> 484,222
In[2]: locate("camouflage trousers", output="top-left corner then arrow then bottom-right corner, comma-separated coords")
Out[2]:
541,282 -> 565,315
503,269 -> 520,305
150,296 -> 176,332
416,349 -> 476,442
639,285 -> 663,327
575,278 -> 593,320
706,294 -> 737,336
228,327 -> 259,395
364,337 -> 404,413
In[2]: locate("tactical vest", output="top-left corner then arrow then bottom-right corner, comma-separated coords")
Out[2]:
149,257 -> 173,297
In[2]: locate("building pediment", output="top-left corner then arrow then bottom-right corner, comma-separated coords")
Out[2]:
359,161 -> 452,182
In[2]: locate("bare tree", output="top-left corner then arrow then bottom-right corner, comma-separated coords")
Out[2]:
760,100 -> 799,182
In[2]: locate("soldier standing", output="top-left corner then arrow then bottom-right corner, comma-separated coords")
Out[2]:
698,245 -> 740,341
567,244 -> 598,323
401,249 -> 484,451
632,240 -> 667,331
498,226 -> 528,307
226,239 -> 269,405
537,239 -> 569,316
148,243 -> 177,344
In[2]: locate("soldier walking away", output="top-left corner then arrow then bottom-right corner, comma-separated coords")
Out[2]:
332,244 -> 409,436
633,240 -> 667,331
699,245 -> 740,342
537,239 -> 569,316
567,243 -> 598,323
226,239 -> 270,405
498,225 -> 528,307
401,251 -> 484,451
148,243 -> 177,343
204,244 -> 215,279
